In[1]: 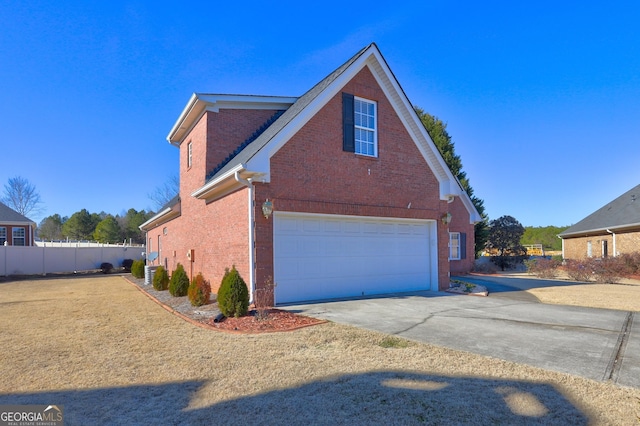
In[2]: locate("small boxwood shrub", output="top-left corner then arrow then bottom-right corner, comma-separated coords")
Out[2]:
153,265 -> 169,291
131,259 -> 145,279
188,272 -> 211,307
217,266 -> 249,318
169,263 -> 189,297
122,259 -> 134,272
100,262 -> 113,274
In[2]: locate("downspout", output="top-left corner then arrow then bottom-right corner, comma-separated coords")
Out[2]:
606,229 -> 616,257
235,170 -> 255,304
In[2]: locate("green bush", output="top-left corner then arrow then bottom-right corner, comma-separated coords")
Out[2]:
153,265 -> 169,291
131,259 -> 145,279
188,272 -> 211,307
169,263 -> 190,297
217,266 -> 249,318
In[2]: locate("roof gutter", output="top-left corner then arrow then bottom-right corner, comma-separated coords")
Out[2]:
559,221 -> 640,238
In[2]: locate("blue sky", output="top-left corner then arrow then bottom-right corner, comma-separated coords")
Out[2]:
1,1 -> 639,227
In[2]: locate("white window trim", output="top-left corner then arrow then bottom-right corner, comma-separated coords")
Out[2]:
449,232 -> 461,260
0,227 -> 6,245
354,97 -> 377,157
12,227 -> 25,246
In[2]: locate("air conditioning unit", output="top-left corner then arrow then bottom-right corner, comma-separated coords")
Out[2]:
186,249 -> 194,262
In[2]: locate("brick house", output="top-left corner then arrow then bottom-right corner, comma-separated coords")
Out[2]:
140,43 -> 481,304
0,201 -> 36,246
560,184 -> 640,260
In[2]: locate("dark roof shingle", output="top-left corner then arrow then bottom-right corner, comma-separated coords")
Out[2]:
560,184 -> 640,237
0,201 -> 35,223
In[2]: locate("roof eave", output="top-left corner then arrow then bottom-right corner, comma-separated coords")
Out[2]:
559,221 -> 640,238
191,164 -> 264,202
139,204 -> 181,231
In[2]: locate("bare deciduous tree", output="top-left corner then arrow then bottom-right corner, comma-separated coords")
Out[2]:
148,174 -> 179,210
1,176 -> 45,219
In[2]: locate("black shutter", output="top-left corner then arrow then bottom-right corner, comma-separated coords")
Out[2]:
342,93 -> 355,152
460,233 -> 467,260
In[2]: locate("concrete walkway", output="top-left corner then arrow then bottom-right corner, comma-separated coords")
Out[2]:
283,275 -> 639,389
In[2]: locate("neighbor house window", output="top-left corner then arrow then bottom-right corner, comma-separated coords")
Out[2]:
12,227 -> 25,246
449,232 -> 461,260
342,93 -> 378,157
354,98 -> 377,156
587,241 -> 592,258
187,142 -> 193,168
0,227 -> 6,245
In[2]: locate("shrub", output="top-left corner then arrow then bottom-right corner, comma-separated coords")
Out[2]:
121,259 -> 134,272
131,259 -> 145,278
169,263 -> 190,297
217,266 -> 249,318
592,258 -> 624,284
100,262 -> 113,274
188,272 -> 211,307
473,258 -> 498,274
618,252 -> 640,276
525,257 -> 561,279
153,265 -> 169,291
563,259 -> 593,282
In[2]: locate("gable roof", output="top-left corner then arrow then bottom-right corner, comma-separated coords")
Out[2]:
169,43 -> 481,224
0,201 -> 36,225
559,184 -> 640,237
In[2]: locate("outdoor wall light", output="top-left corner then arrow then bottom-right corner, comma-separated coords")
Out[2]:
262,199 -> 273,219
441,212 -> 452,225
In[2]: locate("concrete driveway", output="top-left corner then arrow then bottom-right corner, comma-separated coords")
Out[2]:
283,275 -> 639,389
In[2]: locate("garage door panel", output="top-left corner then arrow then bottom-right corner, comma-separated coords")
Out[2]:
274,213 -> 433,304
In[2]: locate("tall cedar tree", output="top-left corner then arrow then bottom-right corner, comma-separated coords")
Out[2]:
414,107 -> 488,255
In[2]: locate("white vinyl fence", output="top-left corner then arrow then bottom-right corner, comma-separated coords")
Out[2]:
0,245 -> 145,276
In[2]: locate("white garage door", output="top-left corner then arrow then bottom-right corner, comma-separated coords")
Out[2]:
274,212 -> 436,304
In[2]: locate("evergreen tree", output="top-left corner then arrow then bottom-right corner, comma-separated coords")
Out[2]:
414,107 -> 488,256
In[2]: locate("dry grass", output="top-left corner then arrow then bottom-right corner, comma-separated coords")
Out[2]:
525,279 -> 640,312
0,275 -> 639,425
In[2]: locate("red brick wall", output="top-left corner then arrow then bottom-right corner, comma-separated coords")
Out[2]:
254,66 -> 464,291
143,107 -> 279,293
148,67 -> 475,298
205,109 -> 281,177
448,197 -> 476,274
0,224 -> 34,246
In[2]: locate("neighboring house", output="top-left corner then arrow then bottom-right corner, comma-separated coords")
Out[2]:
559,184 -> 640,259
0,201 -> 36,246
140,43 -> 481,305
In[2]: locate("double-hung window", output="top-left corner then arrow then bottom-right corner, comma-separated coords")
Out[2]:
342,93 -> 378,157
0,227 -> 6,245
449,232 -> 461,260
354,98 -> 377,156
449,232 -> 467,260
12,227 -> 25,246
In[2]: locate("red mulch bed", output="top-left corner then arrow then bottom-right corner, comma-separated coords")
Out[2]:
205,309 -> 325,333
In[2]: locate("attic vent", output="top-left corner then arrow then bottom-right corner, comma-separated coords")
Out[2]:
632,194 -> 637,202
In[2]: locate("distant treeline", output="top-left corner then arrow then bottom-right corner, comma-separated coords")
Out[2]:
520,226 -> 569,251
